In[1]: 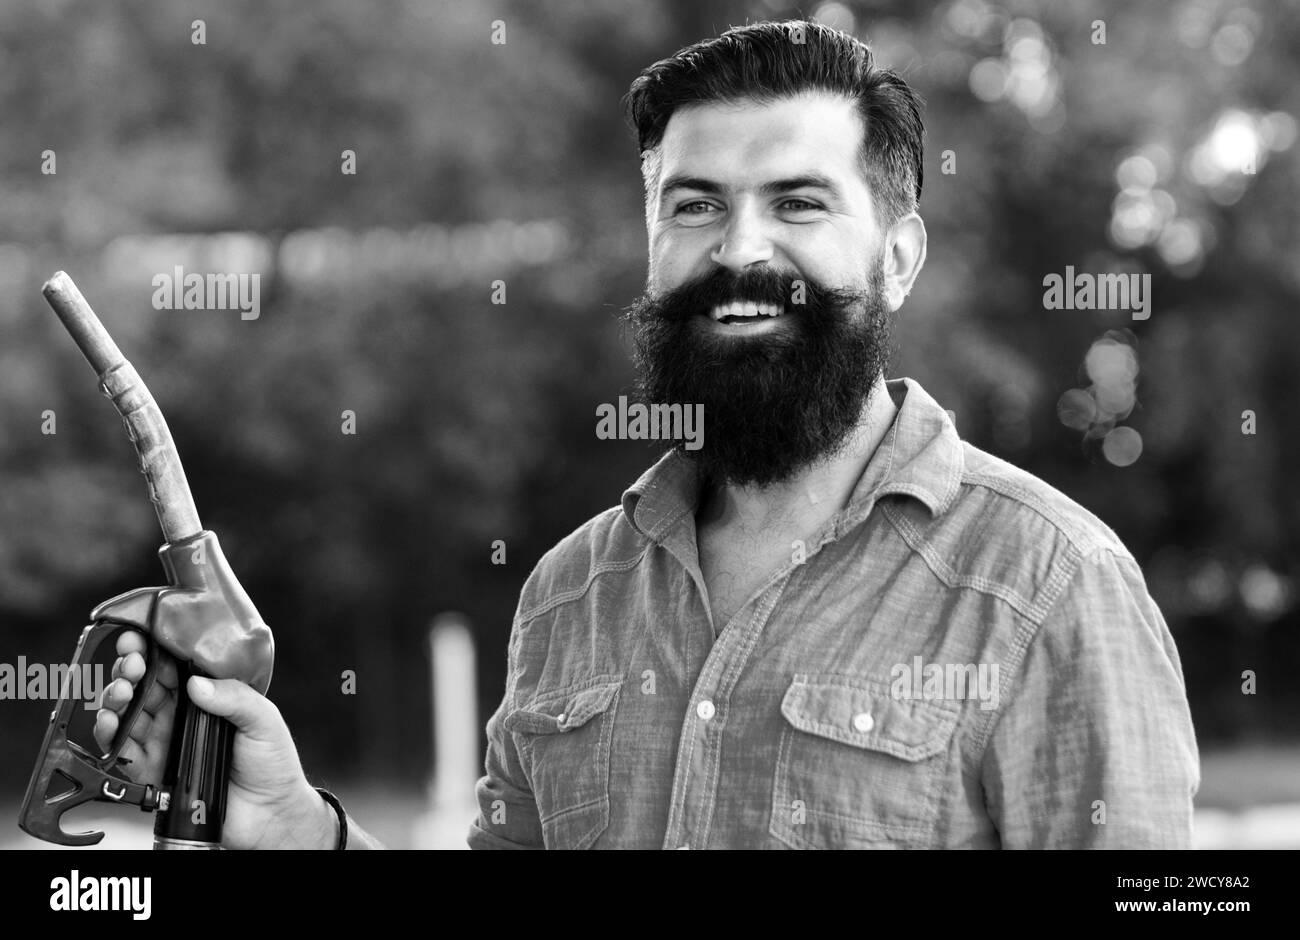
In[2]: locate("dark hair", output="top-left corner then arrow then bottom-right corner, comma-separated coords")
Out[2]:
623,20 -> 924,226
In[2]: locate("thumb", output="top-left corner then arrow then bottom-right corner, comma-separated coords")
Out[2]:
187,676 -> 280,739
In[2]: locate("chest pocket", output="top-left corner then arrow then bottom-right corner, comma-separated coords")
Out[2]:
770,674 -> 959,849
505,677 -> 622,849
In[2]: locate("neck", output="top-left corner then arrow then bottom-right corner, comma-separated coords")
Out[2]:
697,375 -> 898,535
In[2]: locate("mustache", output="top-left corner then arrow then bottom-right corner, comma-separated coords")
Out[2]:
622,261 -> 893,487
631,267 -> 871,322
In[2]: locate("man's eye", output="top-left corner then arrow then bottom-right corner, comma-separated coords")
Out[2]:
781,198 -> 821,212
677,201 -> 716,215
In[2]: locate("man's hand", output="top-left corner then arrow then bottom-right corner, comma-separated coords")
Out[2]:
94,629 -> 336,850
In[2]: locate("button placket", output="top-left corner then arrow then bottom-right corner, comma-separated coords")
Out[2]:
662,578 -> 789,850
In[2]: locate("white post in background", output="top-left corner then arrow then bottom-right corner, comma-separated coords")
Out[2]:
411,612 -> 479,849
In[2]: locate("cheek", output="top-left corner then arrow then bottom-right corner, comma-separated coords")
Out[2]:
648,230 -> 703,289
785,243 -> 854,288
789,226 -> 875,286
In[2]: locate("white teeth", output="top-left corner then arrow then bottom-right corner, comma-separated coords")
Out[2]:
710,302 -> 784,321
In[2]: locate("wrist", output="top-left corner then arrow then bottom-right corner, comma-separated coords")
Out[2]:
314,787 -> 348,850
278,782 -> 338,850
314,788 -> 342,850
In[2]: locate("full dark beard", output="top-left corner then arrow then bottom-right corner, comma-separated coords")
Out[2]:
624,263 -> 894,487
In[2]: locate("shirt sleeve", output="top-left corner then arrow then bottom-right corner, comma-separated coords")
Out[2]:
466,618 -> 545,850
981,548 -> 1201,848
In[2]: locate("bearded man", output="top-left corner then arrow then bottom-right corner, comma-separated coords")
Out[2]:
95,20 -> 1199,850
463,20 -> 1199,850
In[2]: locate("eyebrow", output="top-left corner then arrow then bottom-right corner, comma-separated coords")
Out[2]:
659,172 -> 844,203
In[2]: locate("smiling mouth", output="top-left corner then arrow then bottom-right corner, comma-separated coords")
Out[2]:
708,301 -> 785,324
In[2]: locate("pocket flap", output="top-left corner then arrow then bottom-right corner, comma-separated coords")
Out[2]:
504,678 -> 622,736
780,674 -> 957,762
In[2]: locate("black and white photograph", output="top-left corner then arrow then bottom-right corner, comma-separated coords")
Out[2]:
0,0 -> 1293,915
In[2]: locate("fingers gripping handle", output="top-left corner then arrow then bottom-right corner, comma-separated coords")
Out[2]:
17,621 -> 164,846
106,625 -> 162,762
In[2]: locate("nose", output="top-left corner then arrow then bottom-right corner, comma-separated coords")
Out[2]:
709,206 -> 774,272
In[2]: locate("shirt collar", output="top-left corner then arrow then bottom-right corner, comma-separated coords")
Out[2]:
620,377 -> 964,543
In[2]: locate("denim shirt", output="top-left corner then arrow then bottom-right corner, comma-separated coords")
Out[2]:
468,377 -> 1200,849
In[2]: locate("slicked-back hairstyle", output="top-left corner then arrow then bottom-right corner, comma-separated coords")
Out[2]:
623,20 -> 924,227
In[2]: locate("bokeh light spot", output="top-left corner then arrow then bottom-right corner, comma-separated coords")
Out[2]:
1102,426 -> 1143,466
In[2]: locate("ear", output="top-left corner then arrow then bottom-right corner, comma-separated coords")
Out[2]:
881,212 -> 927,312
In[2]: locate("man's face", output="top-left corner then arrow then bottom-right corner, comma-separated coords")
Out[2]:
627,92 -> 920,487
644,92 -> 884,305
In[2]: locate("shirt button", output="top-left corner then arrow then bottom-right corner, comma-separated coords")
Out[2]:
852,711 -> 874,733
696,700 -> 716,721
556,713 -> 566,725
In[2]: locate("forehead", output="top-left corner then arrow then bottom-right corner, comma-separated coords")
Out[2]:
656,92 -> 866,189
